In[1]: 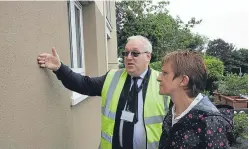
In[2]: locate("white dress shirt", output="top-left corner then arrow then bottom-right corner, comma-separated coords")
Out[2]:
119,69 -> 148,149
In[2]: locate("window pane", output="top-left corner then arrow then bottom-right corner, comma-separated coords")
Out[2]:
68,3 -> 74,68
106,1 -> 111,22
74,6 -> 82,68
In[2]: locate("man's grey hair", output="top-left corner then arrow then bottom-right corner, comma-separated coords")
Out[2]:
127,35 -> 153,53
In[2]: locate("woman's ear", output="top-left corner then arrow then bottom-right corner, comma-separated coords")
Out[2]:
180,75 -> 189,87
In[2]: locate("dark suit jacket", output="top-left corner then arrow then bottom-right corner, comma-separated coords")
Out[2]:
54,63 -> 151,149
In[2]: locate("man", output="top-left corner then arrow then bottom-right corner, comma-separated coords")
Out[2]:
157,50 -> 234,149
37,35 -> 170,149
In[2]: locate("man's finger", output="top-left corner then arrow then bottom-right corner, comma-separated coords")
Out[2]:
40,64 -> 46,68
52,47 -> 57,56
38,53 -> 49,57
37,56 -> 46,61
38,60 -> 45,64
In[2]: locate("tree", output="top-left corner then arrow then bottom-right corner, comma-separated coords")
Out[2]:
116,1 -> 206,62
237,48 -> 248,74
206,38 -> 235,72
203,55 -> 224,95
204,56 -> 224,79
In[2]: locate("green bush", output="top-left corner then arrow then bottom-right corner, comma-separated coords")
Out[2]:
150,61 -> 161,71
202,90 -> 214,99
202,90 -> 210,96
150,56 -> 224,77
204,55 -> 224,79
202,56 -> 224,95
215,73 -> 248,96
233,113 -> 248,140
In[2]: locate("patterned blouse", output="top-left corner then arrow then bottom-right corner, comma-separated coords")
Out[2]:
159,96 -> 234,149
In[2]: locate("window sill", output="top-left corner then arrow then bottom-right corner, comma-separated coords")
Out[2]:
70,68 -> 87,106
71,92 -> 88,106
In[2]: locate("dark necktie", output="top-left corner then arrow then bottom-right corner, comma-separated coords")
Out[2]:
122,77 -> 142,149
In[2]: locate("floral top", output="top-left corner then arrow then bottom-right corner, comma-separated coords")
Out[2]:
159,96 -> 234,149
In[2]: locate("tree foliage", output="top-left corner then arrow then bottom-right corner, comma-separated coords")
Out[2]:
149,61 -> 161,71
204,55 -> 224,79
206,38 -> 234,73
203,55 -> 224,95
116,1 -> 207,62
230,48 -> 248,74
206,39 -> 234,61
206,39 -> 248,74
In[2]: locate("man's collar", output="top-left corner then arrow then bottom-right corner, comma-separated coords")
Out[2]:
131,68 -> 148,79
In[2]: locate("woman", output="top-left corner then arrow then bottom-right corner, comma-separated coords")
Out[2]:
157,50 -> 234,149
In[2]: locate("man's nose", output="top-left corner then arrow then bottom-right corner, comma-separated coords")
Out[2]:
127,52 -> 133,59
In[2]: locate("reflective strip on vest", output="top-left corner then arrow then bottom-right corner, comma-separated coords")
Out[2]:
100,69 -> 124,148
144,96 -> 169,124
101,131 -> 112,143
144,115 -> 164,125
148,141 -> 159,149
101,69 -> 170,149
102,70 -> 169,123
101,106 -> 115,120
103,69 -> 123,116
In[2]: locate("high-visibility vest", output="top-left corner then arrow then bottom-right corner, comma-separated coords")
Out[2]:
100,69 -> 170,149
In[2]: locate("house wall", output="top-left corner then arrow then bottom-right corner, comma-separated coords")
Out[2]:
94,1 -> 104,16
0,1 -> 117,149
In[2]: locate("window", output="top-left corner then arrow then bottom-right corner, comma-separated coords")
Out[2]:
105,1 -> 112,39
69,1 -> 85,71
105,1 -> 111,23
68,1 -> 88,106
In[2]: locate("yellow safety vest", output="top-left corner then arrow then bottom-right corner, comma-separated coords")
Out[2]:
100,68 -> 170,149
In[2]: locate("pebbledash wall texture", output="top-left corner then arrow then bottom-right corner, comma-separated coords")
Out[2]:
0,1 -> 117,149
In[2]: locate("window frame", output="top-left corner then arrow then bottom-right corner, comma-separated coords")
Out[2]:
105,1 -> 112,24
68,1 -> 88,106
105,1 -> 112,39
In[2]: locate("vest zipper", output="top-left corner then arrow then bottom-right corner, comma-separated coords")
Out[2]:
143,104 -> 148,149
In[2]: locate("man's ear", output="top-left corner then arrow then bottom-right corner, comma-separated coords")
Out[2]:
147,53 -> 152,61
180,75 -> 189,87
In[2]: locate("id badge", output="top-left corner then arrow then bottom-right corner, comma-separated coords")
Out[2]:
121,110 -> 134,122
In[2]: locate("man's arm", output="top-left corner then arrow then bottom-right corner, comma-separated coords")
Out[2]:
54,63 -> 107,96
37,48 -> 107,96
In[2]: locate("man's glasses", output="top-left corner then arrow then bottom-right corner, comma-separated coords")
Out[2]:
122,51 -> 149,57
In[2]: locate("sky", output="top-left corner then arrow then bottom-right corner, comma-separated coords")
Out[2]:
164,0 -> 248,49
